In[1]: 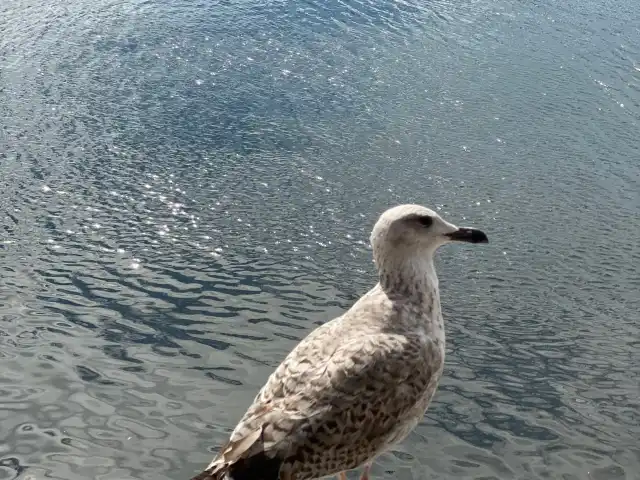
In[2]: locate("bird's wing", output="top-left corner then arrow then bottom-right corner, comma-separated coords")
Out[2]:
199,327 -> 443,480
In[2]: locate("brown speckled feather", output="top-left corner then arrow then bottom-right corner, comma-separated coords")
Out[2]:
195,287 -> 444,480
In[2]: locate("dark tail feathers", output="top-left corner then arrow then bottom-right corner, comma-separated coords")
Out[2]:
191,452 -> 284,480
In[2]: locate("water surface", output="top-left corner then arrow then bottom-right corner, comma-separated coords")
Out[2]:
1,0 -> 639,479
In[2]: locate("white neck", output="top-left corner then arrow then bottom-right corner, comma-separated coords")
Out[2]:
377,253 -> 439,303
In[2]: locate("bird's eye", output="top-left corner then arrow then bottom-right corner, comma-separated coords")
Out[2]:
418,216 -> 433,228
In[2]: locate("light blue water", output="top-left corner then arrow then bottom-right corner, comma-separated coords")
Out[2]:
1,0 -> 639,479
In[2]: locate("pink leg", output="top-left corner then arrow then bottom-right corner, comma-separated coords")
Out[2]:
337,472 -> 347,480
359,463 -> 371,480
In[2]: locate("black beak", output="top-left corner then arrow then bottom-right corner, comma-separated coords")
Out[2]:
446,227 -> 489,244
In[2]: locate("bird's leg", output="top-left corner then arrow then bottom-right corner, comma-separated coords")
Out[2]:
359,463 -> 371,480
337,472 -> 347,480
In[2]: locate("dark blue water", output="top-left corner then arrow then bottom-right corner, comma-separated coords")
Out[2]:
1,0 -> 639,479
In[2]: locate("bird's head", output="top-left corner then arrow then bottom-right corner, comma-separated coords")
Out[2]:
370,204 -> 488,271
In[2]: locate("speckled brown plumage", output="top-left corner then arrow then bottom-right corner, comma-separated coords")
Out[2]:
190,204 -> 488,480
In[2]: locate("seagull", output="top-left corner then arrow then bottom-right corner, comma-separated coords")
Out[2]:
190,204 -> 488,480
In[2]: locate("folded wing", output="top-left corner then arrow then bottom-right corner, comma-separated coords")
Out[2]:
195,329 -> 442,480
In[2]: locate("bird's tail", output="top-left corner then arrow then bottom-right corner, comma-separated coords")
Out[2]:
191,420 -> 285,480
189,469 -> 224,480
190,452 -> 283,480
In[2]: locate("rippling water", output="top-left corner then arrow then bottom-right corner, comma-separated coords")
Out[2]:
1,0 -> 639,479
